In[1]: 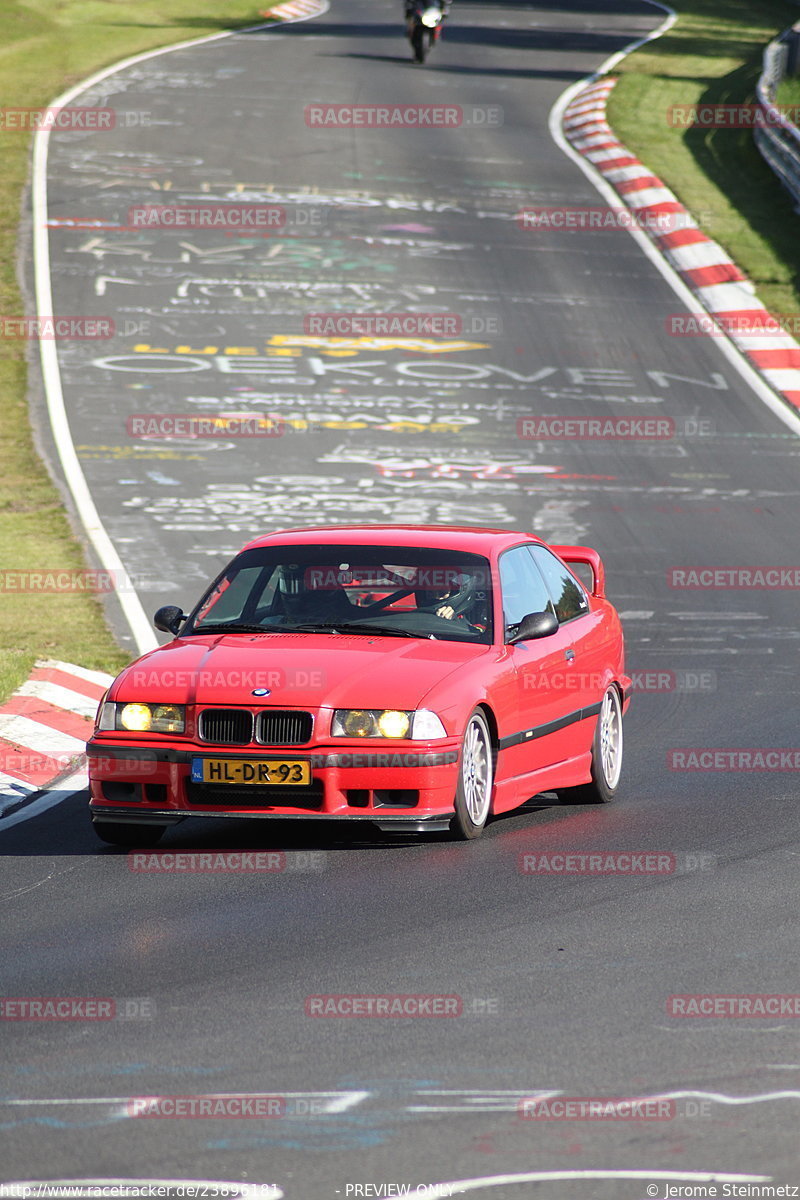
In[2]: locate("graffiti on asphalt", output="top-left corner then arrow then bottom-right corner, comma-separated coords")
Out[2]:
87,349 -> 730,396
318,446 -> 563,479
122,479 -> 517,530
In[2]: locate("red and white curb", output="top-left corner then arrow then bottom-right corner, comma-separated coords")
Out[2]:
260,0 -> 327,19
563,77 -> 800,413
0,660 -> 112,814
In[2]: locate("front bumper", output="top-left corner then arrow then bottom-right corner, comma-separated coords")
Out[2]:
87,740 -> 461,830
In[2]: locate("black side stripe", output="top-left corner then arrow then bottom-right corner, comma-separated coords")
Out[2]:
498,701 -> 603,752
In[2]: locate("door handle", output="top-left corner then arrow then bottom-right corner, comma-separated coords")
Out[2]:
564,649 -> 575,662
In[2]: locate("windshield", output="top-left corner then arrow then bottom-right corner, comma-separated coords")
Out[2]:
186,544 -> 493,644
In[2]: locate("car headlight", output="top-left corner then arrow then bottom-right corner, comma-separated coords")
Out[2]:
331,708 -> 446,740
98,702 -> 185,734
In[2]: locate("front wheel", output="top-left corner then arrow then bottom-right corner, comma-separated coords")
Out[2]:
92,820 -> 168,847
558,686 -> 623,804
411,24 -> 427,62
450,709 -> 494,839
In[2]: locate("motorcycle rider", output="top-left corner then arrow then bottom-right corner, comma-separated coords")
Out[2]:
404,0 -> 450,21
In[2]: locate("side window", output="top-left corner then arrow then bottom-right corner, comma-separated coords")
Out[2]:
499,546 -> 555,635
528,546 -> 589,623
196,566 -> 274,624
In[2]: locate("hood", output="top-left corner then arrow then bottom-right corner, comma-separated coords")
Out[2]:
111,632 -> 489,711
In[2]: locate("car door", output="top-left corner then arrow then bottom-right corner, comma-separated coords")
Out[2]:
527,544 -> 603,760
496,545 -> 579,785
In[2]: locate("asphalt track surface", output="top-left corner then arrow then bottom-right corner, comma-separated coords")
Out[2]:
4,1 -> 800,1196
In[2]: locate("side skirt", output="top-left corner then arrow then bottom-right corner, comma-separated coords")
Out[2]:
490,751 -> 593,815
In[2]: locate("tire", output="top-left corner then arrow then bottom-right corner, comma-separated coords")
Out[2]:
92,820 -> 168,847
558,685 -> 623,804
450,709 -> 494,839
411,24 -> 427,62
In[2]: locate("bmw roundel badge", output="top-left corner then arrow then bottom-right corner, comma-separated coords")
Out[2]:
252,688 -> 271,697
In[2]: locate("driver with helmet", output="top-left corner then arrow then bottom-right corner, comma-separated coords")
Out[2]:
416,587 -> 459,621
415,570 -> 487,631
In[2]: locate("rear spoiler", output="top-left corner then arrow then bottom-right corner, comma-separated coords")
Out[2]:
551,544 -> 605,599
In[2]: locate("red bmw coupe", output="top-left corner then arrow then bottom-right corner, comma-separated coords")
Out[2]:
88,525 -> 631,843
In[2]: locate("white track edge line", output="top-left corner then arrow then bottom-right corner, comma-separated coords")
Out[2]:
36,658 -> 115,687
31,3 -> 330,658
0,769 -> 88,829
15,678 -> 100,717
548,1 -> 800,438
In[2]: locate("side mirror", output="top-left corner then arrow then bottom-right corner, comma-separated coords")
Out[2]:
507,609 -> 558,644
154,605 -> 186,635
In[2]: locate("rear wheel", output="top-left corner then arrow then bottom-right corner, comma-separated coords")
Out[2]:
92,820 -> 168,847
411,24 -> 427,62
558,686 -> 623,804
450,709 -> 493,839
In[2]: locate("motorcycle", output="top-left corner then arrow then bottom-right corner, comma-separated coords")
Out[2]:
406,0 -> 444,64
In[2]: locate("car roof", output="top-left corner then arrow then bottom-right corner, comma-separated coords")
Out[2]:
240,525 -> 547,555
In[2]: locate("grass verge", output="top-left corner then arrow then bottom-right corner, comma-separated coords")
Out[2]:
776,74 -> 800,109
607,0 -> 800,319
0,0 -> 267,702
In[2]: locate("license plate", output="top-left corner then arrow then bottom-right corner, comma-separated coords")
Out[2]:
191,758 -> 311,786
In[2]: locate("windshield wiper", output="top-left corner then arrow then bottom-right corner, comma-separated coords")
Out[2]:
190,621 -> 284,634
287,621 -> 422,638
